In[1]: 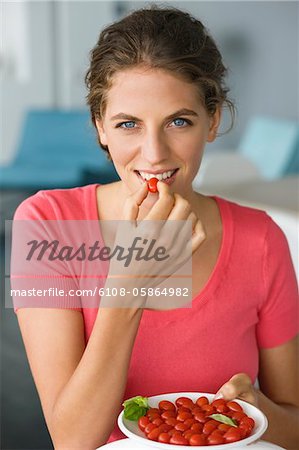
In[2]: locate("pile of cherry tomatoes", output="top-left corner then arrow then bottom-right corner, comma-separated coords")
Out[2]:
138,396 -> 255,446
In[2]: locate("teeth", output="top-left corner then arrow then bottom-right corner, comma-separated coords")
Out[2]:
139,170 -> 176,181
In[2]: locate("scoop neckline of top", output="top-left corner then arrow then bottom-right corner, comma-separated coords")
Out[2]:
92,183 -> 234,309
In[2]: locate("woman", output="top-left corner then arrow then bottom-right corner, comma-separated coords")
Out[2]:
12,5 -> 298,449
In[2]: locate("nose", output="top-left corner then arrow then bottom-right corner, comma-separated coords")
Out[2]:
141,130 -> 170,164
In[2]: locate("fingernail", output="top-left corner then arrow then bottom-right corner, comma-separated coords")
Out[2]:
213,392 -> 224,400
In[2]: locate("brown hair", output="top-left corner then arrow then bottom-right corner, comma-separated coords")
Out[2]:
85,3 -> 235,158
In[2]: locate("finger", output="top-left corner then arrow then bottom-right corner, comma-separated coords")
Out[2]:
190,219 -> 206,254
145,181 -> 175,220
214,373 -> 254,402
167,193 -> 192,221
122,181 -> 148,222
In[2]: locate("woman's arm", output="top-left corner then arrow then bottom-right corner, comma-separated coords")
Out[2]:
17,306 -> 143,450
214,335 -> 299,450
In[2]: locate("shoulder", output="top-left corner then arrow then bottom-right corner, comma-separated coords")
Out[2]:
13,184 -> 98,220
215,196 -> 292,260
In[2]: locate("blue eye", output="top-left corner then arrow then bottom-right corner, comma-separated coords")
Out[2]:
118,121 -> 136,129
172,118 -> 188,127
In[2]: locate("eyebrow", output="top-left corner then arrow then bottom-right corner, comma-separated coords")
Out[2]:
110,108 -> 199,122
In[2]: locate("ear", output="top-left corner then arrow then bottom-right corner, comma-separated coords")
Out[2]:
207,106 -> 222,142
95,118 -> 108,146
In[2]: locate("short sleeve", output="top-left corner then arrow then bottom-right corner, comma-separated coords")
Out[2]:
11,192 -> 82,314
256,216 -> 299,348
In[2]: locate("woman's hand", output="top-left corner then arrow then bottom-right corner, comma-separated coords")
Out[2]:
102,180 -> 206,308
214,373 -> 259,407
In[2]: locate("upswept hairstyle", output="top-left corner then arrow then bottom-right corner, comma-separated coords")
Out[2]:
85,3 -> 235,158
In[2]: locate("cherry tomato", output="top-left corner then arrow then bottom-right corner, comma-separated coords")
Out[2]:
216,403 -> 229,413
202,420 -> 218,435
168,428 -> 179,436
238,425 -> 249,438
190,422 -> 203,433
158,432 -> 171,443
147,177 -> 158,193
190,406 -> 202,415
177,411 -> 193,421
184,418 -> 196,427
211,398 -> 226,409
193,412 -> 207,423
144,423 -> 157,435
165,417 -> 178,426
196,396 -> 209,407
227,401 -> 243,412
231,411 -> 246,422
177,406 -> 191,414
152,417 -> 163,426
175,422 -> 190,432
159,400 -> 176,411
138,415 -> 150,431
217,423 -> 231,433
224,427 -> 242,443
240,416 -> 255,430
201,404 -> 215,414
157,423 -> 172,433
169,433 -> 189,445
146,408 -> 161,419
147,427 -> 161,441
183,429 -> 196,438
208,433 -> 225,445
161,410 -> 176,419
149,413 -> 161,422
175,397 -> 194,408
189,433 -> 207,446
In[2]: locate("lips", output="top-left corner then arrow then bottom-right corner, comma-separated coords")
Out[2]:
135,168 -> 179,186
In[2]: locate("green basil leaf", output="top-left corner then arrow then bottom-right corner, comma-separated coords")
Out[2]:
209,413 -> 238,427
122,396 -> 149,421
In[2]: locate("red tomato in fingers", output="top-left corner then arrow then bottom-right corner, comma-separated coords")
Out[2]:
189,433 -> 207,446
158,432 -> 171,443
196,396 -> 209,407
159,400 -> 176,411
147,177 -> 158,193
138,415 -> 150,431
227,401 -> 243,412
224,427 -> 242,443
170,433 -> 189,445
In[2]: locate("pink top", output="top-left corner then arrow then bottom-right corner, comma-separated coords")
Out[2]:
12,183 -> 299,444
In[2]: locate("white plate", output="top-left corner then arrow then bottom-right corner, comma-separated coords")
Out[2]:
117,392 -> 268,449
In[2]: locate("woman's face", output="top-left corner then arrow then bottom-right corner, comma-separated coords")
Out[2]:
96,66 -> 220,203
